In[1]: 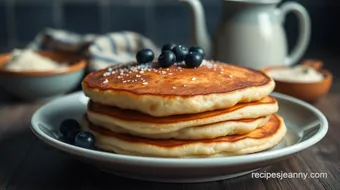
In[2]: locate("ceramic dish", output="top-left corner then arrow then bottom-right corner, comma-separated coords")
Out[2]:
30,91 -> 328,183
262,60 -> 332,102
0,51 -> 86,101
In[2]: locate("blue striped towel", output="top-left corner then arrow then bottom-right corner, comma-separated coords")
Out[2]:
27,28 -> 160,72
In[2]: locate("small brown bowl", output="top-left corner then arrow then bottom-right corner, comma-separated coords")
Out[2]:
0,51 -> 87,100
262,61 -> 333,103
0,51 -> 86,76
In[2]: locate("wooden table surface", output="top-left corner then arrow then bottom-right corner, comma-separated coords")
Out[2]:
0,60 -> 339,189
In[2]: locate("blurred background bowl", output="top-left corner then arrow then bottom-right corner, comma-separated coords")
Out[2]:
0,51 -> 86,101
263,65 -> 332,103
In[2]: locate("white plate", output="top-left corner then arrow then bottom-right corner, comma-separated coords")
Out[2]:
31,92 -> 328,183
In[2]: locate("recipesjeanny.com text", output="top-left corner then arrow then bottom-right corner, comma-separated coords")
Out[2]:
251,171 -> 328,180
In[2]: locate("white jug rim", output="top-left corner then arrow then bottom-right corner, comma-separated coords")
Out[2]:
223,0 -> 280,4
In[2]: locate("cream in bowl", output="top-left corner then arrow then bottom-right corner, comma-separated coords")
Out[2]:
266,64 -> 324,83
0,50 -> 86,101
263,60 -> 332,103
4,49 -> 69,72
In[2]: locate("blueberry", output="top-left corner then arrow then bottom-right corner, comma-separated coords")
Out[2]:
161,43 -> 176,52
189,46 -> 205,58
75,131 -> 95,149
66,129 -> 81,144
172,45 -> 189,62
158,50 -> 176,68
136,49 -> 154,64
185,52 -> 203,68
59,119 -> 80,137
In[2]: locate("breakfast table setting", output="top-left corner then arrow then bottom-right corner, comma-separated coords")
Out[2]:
0,62 -> 339,189
0,0 -> 340,189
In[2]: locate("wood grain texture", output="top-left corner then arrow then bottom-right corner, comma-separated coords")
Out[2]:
0,81 -> 339,190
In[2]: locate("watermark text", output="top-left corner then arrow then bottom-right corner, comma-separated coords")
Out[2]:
251,171 -> 327,180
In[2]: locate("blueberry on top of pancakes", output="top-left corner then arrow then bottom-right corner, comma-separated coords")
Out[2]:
189,46 -> 205,58
136,49 -> 154,64
158,50 -> 176,68
185,52 -> 203,68
162,43 -> 177,52
172,45 -> 189,62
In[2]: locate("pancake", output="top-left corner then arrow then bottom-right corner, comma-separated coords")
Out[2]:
82,60 -> 275,117
88,115 -> 270,140
87,96 -> 278,135
81,114 -> 286,158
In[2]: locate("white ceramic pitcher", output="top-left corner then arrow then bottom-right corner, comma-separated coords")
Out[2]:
181,0 -> 311,69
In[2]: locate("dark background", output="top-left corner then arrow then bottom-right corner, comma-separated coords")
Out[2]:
0,0 -> 339,66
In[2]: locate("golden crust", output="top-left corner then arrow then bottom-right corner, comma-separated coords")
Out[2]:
83,61 -> 271,96
82,61 -> 275,116
86,96 -> 278,135
88,96 -> 276,124
81,114 -> 286,157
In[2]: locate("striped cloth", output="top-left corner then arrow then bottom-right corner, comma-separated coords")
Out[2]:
27,28 -> 160,72
88,31 -> 160,71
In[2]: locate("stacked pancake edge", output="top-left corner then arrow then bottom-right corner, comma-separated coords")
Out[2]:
81,60 -> 287,158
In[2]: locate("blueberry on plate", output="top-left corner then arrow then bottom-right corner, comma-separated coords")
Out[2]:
161,43 -> 176,52
172,45 -> 189,62
65,128 -> 81,144
75,131 -> 95,149
189,46 -> 205,58
158,50 -> 176,68
185,52 -> 203,68
59,119 -> 80,137
136,49 -> 154,64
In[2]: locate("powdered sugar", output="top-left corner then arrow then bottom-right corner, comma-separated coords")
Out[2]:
100,60 -> 228,87
102,79 -> 109,84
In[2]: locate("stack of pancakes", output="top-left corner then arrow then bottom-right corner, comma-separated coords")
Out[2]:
81,60 -> 287,158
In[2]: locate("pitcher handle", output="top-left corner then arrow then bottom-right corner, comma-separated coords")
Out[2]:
278,2 -> 311,65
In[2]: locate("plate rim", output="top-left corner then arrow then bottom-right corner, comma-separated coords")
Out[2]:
30,91 -> 328,167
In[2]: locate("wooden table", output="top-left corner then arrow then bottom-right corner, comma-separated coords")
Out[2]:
0,70 -> 339,189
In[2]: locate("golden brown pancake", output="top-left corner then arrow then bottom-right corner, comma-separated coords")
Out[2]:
82,60 -> 275,116
81,114 -> 286,158
87,115 -> 270,140
87,96 -> 278,134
